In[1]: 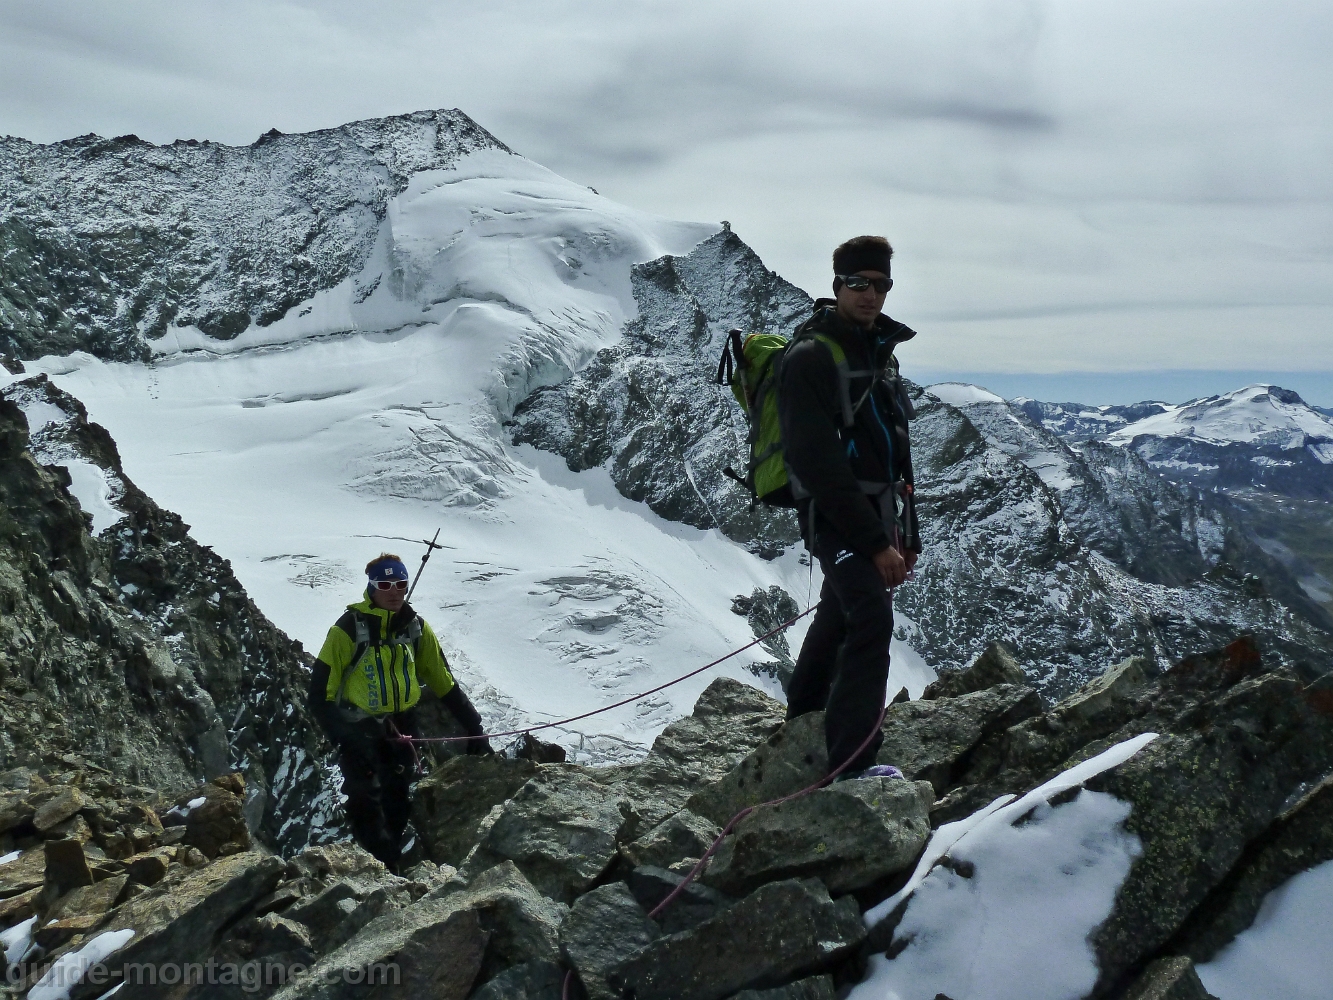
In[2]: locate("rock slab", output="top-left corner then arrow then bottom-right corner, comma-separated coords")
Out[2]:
704,777 -> 934,898
560,882 -> 660,1000
608,878 -> 865,1000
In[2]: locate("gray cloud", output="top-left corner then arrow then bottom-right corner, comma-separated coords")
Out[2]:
0,0 -> 1330,381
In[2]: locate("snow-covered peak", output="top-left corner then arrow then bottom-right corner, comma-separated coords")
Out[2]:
1106,384 -> 1333,457
926,382 -> 1006,407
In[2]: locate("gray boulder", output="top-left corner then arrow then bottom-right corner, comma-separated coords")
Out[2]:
703,777 -> 934,898
921,642 -> 1027,699
1056,656 -> 1150,726
1085,660 -> 1333,992
429,861 -> 567,986
876,683 -> 1044,795
622,809 -> 722,871
608,878 -> 865,1000
270,899 -> 487,1000
457,771 -> 631,903
601,678 -> 788,831
685,713 -> 826,827
1173,771 -> 1333,963
930,652 -> 1200,825
70,851 -> 285,999
1118,956 -> 1215,1000
628,865 -> 732,935
559,882 -> 660,1000
414,756 -> 540,867
730,976 -> 836,1000
468,961 -> 565,1000
285,877 -> 389,952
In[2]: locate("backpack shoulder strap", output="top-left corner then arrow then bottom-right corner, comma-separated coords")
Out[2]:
337,613 -> 373,707
807,332 -> 858,428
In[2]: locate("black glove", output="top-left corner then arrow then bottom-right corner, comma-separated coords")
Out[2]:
443,685 -> 492,756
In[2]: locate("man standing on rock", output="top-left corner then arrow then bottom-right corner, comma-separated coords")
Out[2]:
308,553 -> 492,872
778,235 -> 921,780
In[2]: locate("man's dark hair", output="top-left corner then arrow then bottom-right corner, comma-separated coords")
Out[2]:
833,236 -> 893,276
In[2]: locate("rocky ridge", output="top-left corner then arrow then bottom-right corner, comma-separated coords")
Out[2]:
0,375 -> 336,853
3,637 -> 1329,999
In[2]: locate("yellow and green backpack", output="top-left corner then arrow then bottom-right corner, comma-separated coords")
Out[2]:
714,328 -> 862,508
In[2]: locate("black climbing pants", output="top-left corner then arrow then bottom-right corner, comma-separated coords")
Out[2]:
336,710 -> 419,872
786,534 -> 893,774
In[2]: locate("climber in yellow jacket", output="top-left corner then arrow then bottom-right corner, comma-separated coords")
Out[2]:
308,552 -> 491,872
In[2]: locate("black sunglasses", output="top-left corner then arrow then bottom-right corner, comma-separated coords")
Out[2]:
371,580 -> 408,591
838,274 -> 892,294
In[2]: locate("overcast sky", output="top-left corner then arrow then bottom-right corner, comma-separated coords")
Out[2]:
2,1 -> 1330,402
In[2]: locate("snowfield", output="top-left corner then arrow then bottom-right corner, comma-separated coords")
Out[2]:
1197,860 -> 1333,1000
4,146 -> 930,760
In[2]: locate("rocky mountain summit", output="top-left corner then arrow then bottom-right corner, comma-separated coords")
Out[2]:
0,375 -> 336,853
512,235 -> 1333,698
0,109 -> 507,360
3,637 -> 1329,1000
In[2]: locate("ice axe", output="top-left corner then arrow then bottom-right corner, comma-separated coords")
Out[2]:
405,528 -> 444,604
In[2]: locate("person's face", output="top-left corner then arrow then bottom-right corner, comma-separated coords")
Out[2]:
834,269 -> 890,329
369,580 -> 407,613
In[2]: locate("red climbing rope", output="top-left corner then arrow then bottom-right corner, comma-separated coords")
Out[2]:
397,604 -> 819,747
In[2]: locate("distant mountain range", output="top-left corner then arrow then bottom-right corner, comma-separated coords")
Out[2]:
1006,384 -> 1333,624
1014,385 -> 1333,500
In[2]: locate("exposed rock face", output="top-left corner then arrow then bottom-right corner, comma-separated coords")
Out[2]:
875,684 -> 1045,795
1118,956 -> 1215,1000
0,111 -> 508,361
511,230 -> 809,557
271,900 -> 486,1000
1169,773 -> 1333,964
412,756 -> 540,868
861,635 -> 1333,998
921,641 -> 1027,700
425,861 -> 566,986
621,810 -> 722,871
1085,662 -> 1333,991
74,852 -> 286,999
0,377 -> 335,853
592,676 -> 788,832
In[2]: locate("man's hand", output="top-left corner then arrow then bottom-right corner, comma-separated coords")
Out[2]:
872,546 -> 908,588
466,736 -> 494,757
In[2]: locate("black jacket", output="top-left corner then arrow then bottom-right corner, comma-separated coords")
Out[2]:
777,301 -> 919,556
